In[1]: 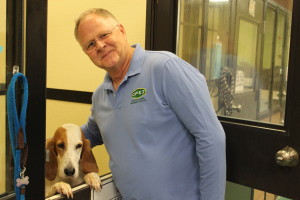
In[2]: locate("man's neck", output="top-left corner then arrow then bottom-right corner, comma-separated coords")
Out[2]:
109,47 -> 134,91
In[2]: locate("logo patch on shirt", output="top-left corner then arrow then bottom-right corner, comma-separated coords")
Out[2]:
131,88 -> 147,104
132,88 -> 147,99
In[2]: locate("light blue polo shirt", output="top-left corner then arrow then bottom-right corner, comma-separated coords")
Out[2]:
82,44 -> 226,200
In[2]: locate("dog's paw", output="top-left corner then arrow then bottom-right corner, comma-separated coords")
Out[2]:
84,172 -> 101,191
53,182 -> 73,198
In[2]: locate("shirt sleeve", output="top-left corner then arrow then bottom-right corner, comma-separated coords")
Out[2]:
161,57 -> 226,200
81,115 -> 103,148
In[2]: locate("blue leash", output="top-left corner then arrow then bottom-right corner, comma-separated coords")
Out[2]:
7,73 -> 29,200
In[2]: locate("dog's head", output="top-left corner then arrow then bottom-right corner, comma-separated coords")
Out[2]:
45,124 -> 99,181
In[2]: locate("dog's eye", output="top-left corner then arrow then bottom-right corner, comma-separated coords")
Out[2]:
76,144 -> 82,149
57,143 -> 65,149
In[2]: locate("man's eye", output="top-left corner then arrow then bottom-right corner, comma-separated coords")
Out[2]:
87,41 -> 95,50
100,33 -> 110,39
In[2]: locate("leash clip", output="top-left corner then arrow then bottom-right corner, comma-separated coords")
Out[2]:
20,167 -> 26,178
16,167 -> 29,190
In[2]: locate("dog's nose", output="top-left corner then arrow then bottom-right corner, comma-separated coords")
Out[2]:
64,168 -> 75,176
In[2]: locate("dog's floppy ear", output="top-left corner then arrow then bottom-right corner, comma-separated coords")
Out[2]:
45,138 -> 58,181
80,130 -> 99,174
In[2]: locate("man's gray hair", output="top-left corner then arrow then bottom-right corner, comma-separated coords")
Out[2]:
74,8 -> 119,40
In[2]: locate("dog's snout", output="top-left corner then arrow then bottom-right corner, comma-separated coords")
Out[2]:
64,168 -> 75,176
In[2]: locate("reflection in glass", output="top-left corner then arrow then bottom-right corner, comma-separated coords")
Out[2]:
177,0 -> 293,125
225,182 -> 292,200
237,19 -> 258,93
177,0 -> 203,69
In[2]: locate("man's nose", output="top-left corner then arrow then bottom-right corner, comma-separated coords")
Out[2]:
95,39 -> 105,50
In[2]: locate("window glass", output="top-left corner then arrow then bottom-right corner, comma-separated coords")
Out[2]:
47,0 -> 146,92
225,182 -> 292,200
46,0 -> 147,183
177,0 -> 293,125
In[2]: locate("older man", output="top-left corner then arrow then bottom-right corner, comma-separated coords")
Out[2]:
75,8 -> 226,200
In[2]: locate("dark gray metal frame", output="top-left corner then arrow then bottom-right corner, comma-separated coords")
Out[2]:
24,0 -> 47,198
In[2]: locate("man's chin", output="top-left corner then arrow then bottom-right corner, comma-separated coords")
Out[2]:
97,61 -> 119,70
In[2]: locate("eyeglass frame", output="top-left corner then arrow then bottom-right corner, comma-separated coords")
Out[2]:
83,24 -> 120,53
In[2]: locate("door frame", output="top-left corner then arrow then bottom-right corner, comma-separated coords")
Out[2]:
23,0 -> 47,198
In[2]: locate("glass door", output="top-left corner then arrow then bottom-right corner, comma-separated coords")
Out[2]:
175,0 -> 299,199
45,0 -> 147,198
177,0 -> 291,125
1,0 -> 26,198
259,5 -> 289,124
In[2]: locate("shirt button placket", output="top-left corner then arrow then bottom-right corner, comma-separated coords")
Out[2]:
112,92 -> 117,109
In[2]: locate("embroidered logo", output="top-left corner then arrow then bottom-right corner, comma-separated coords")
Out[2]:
131,88 -> 147,104
132,88 -> 147,99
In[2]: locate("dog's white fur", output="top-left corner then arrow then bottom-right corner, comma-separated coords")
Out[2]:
45,124 -> 101,198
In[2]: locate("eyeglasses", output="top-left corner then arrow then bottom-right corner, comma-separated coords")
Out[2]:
84,24 -> 119,53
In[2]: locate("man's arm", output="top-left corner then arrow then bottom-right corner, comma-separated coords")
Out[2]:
81,115 -> 103,148
162,57 -> 226,200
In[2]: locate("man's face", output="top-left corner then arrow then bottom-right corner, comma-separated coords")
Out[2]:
77,14 -> 128,72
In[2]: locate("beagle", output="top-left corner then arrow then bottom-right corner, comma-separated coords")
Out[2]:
45,124 -> 101,198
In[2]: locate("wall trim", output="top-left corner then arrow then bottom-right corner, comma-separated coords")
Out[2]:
46,88 -> 92,104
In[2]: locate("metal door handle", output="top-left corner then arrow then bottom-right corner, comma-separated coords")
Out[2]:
275,146 -> 299,167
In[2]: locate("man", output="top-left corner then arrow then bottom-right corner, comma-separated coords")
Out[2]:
75,8 -> 226,200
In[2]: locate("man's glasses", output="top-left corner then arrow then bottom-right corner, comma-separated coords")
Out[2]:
84,24 -> 119,53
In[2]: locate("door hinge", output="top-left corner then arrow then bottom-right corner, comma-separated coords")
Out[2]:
13,65 -> 20,75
